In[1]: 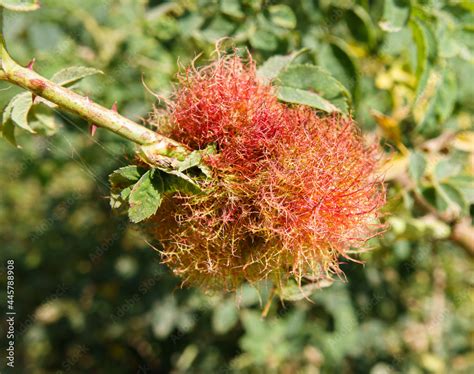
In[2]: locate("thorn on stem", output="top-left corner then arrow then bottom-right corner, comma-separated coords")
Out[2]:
111,101 -> 118,112
89,124 -> 98,137
27,58 -> 36,70
85,97 -> 98,136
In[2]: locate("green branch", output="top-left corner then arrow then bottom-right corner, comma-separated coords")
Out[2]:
0,61 -> 189,160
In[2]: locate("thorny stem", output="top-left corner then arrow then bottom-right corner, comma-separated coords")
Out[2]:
0,59 -> 190,161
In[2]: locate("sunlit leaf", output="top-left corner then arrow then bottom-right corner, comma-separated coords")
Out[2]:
50,66 -> 103,87
0,0 -> 39,11
379,0 -> 410,32
276,64 -> 351,114
268,4 -> 296,29
128,170 -> 164,223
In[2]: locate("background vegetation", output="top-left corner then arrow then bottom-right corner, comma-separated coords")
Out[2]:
0,0 -> 473,372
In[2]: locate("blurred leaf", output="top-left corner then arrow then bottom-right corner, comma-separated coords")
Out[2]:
317,40 -> 359,100
50,66 -> 103,87
0,0 -> 39,11
408,151 -> 427,183
0,118 -> 16,146
201,15 -> 235,42
268,5 -> 296,30
249,29 -> 278,51
212,299 -> 239,334
379,0 -> 411,32
416,70 -> 457,135
410,16 -> 437,100
347,5 -> 376,47
220,0 -> 244,19
151,297 -> 177,338
276,64 -> 351,113
448,175 -> 474,204
435,182 -> 466,214
434,155 -> 464,182
28,105 -> 59,136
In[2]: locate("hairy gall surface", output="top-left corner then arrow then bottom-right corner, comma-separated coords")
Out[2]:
150,54 -> 386,291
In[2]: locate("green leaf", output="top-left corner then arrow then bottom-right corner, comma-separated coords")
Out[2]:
257,50 -> 307,84
409,16 -> 437,100
434,153 -> 465,182
276,64 -> 351,114
249,29 -> 278,51
7,92 -> 35,133
0,118 -> 17,147
277,86 -> 340,113
268,4 -> 296,29
28,105 -> 59,136
0,0 -> 39,11
416,70 -> 457,136
448,175 -> 474,204
128,170 -> 164,223
408,151 -> 427,182
220,0 -> 244,19
109,165 -> 147,211
50,66 -> 103,87
177,151 -> 202,173
379,0 -> 411,32
346,5 -> 376,47
212,299 -> 239,334
200,15 -> 235,42
109,165 -> 145,187
162,172 -> 201,195
435,183 -> 466,214
317,40 -> 360,101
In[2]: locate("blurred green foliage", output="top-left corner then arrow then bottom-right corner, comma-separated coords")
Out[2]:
0,0 -> 473,373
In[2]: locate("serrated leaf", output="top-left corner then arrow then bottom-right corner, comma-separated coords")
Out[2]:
408,151 -> 427,182
162,172 -> 201,195
109,165 -> 146,187
128,170 -> 164,223
109,165 -> 147,211
277,86 -> 340,113
0,0 -> 39,11
177,151 -> 202,172
276,64 -> 351,114
268,4 -> 296,29
50,66 -> 103,87
9,92 -> 35,133
379,0 -> 410,32
257,50 -> 307,84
